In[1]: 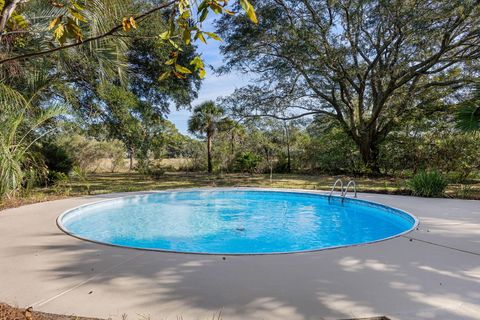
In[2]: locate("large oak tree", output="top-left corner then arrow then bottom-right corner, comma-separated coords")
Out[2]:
218,0 -> 480,172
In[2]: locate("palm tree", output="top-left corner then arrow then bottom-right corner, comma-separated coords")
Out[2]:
0,81 -> 64,199
188,101 -> 225,173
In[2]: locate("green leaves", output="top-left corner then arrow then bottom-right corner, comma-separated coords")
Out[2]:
194,30 -> 207,44
205,32 -> 222,41
159,71 -> 172,81
239,0 -> 258,24
158,51 -> 195,80
53,23 -> 66,44
456,84 -> 480,132
0,86 -> 65,199
10,12 -> 28,29
159,31 -> 170,40
48,16 -> 62,31
182,28 -> 191,45
175,64 -> 192,74
48,0 -> 89,45
190,55 -> 206,79
157,0 -> 257,80
165,57 -> 176,65
68,6 -> 87,23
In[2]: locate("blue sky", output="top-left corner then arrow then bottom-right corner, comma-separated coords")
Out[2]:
166,17 -> 251,135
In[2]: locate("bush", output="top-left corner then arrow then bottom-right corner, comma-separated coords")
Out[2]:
408,171 -> 448,197
38,142 -> 74,184
303,127 -> 363,174
146,163 -> 166,180
51,172 -> 71,195
235,152 -> 261,174
40,142 -> 74,174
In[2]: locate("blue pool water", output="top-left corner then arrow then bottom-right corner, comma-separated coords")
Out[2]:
58,190 -> 416,254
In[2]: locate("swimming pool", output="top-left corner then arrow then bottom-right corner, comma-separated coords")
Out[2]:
58,189 -> 417,255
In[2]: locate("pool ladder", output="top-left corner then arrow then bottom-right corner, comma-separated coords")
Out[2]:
328,179 -> 357,204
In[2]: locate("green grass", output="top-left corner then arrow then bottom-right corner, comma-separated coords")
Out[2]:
1,171 -> 479,211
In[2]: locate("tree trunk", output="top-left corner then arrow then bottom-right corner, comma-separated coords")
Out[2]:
129,147 -> 134,171
0,0 -> 26,34
207,134 -> 213,174
284,122 -> 292,173
357,136 -> 381,174
286,142 -> 291,173
270,165 -> 273,183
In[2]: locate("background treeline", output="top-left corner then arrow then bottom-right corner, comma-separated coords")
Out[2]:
35,105 -> 479,182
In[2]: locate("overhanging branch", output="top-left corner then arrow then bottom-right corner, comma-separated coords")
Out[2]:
242,110 -> 333,121
0,0 -> 178,65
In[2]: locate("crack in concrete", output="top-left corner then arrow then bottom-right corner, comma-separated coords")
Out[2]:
401,235 -> 480,257
28,252 -> 145,309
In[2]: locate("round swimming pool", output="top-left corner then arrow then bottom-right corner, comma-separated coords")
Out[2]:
58,190 -> 417,254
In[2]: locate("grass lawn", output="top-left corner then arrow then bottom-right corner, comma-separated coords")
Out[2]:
1,171 -> 479,211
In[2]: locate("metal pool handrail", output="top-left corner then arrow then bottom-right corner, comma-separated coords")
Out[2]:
328,179 -> 344,203
342,180 -> 357,203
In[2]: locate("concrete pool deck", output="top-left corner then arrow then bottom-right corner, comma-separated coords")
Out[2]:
0,188 -> 479,320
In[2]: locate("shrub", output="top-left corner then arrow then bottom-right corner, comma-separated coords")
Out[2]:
146,163 -> 166,180
38,142 -> 74,184
303,127 -> 363,174
235,152 -> 261,174
40,142 -> 74,174
22,162 -> 48,195
51,172 -> 71,195
408,171 -> 448,197
70,166 -> 91,194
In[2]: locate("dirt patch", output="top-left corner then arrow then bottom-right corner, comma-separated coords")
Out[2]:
0,303 -> 391,320
0,304 -> 102,320
343,318 -> 390,320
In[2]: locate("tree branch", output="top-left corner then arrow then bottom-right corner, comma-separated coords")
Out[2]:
0,0 -> 178,65
243,110 -> 331,121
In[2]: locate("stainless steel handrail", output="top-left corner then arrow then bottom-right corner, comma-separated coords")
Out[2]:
328,179 -> 344,203
342,180 -> 357,203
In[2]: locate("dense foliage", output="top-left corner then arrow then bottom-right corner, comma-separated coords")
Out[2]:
217,0 -> 480,172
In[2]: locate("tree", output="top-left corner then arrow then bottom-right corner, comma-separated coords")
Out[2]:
0,0 -> 258,81
218,0 -> 480,172
95,82 -> 158,170
0,82 -> 64,198
214,118 -> 246,171
188,101 -> 225,173
127,11 -> 201,111
50,9 -> 202,169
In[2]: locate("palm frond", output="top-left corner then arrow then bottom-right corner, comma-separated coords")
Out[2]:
0,83 -> 27,111
456,103 -> 480,132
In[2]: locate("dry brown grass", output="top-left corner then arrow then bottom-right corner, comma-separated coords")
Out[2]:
0,303 -> 391,320
0,304 -> 101,320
